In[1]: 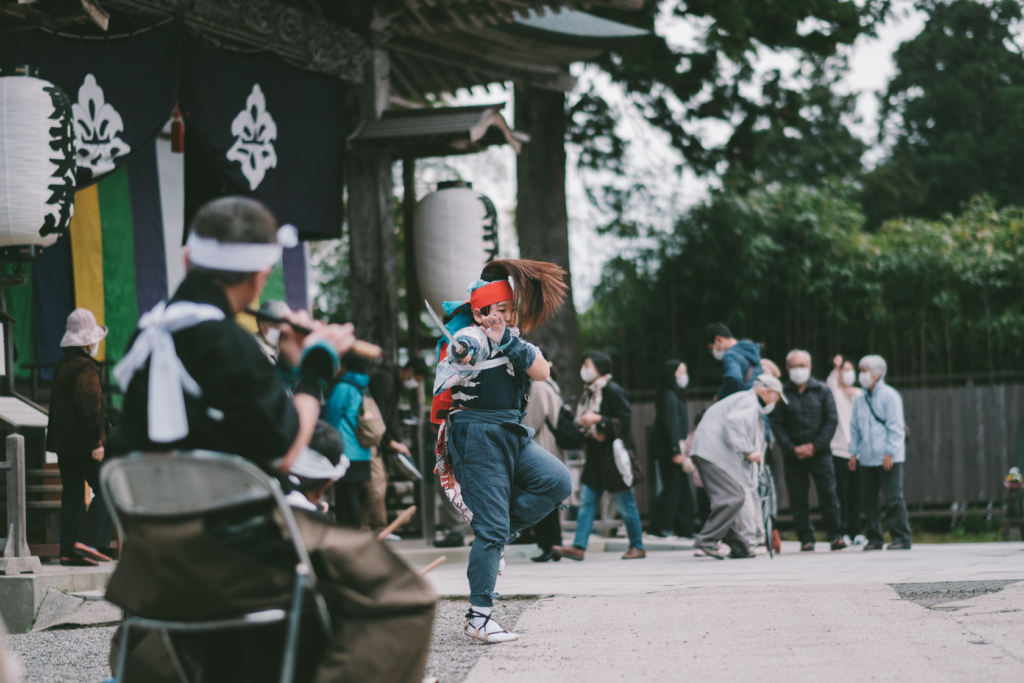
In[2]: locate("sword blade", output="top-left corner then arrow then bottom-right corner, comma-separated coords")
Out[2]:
425,301 -> 460,351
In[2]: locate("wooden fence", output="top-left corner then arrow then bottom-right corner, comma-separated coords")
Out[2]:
630,383 -> 1024,513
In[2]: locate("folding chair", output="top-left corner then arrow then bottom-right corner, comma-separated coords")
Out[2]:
100,451 -> 332,683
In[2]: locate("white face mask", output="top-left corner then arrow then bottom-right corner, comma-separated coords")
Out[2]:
712,346 -> 725,361
676,374 -> 689,389
264,328 -> 281,347
89,342 -> 100,358
841,370 -> 855,386
403,378 -> 421,390
580,367 -> 598,384
760,399 -> 777,415
859,371 -> 875,388
788,367 -> 810,385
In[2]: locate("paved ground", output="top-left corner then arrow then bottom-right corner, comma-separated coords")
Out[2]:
5,541 -> 1022,682
429,540 -> 1024,683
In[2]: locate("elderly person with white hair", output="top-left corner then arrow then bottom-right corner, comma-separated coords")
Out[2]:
769,349 -> 844,552
690,374 -> 787,560
848,355 -> 912,550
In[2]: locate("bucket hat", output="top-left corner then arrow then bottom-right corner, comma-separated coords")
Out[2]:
60,308 -> 108,348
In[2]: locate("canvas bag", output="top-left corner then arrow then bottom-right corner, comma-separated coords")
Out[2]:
340,378 -> 387,448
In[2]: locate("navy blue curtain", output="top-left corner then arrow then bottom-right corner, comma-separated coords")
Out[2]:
180,34 -> 345,239
0,23 -> 180,188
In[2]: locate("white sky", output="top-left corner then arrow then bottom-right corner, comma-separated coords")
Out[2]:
400,1 -> 929,310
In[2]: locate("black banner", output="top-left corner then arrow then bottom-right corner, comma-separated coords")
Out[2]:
180,34 -> 345,239
0,23 -> 180,188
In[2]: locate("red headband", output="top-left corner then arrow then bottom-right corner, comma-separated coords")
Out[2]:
470,280 -> 515,311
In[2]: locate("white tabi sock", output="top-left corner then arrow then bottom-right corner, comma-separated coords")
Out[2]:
465,605 -> 518,643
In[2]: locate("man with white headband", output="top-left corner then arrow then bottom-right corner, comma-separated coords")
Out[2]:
105,197 -> 436,683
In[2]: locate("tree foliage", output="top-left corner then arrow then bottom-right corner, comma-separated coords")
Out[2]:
862,0 -> 1024,226
574,0 -> 883,188
581,184 -> 1024,391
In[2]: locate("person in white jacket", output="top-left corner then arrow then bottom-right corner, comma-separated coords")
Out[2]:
690,375 -> 787,559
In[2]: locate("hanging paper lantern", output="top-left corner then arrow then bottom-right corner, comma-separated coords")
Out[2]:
0,65 -> 76,250
415,181 -> 499,315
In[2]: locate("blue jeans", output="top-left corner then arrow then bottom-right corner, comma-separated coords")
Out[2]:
572,483 -> 644,551
449,421 -> 572,607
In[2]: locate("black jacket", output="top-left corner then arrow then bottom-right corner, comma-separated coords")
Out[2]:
769,376 -> 838,457
651,389 -> 688,460
47,347 -> 105,455
580,380 -> 634,490
108,272 -> 317,470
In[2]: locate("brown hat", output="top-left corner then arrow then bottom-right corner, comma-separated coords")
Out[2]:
60,308 -> 108,348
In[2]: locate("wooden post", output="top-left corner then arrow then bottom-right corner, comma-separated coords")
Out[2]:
402,156 -> 436,544
514,85 -> 582,401
348,49 -> 399,364
0,434 -> 42,574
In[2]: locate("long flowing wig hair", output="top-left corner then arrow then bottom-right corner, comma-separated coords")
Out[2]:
479,259 -> 568,334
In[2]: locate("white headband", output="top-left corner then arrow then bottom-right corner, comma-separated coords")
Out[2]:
187,224 -> 299,272
289,447 -> 349,481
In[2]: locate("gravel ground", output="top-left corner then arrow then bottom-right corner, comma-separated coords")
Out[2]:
890,580 -> 1021,608
8,626 -> 115,683
426,598 -> 537,683
5,600 -> 537,683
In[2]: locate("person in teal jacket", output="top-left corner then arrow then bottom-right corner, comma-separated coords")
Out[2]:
325,351 -> 372,527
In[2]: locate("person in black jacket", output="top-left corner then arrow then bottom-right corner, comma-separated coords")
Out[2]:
649,360 -> 694,539
553,351 -> 645,561
769,349 -> 845,551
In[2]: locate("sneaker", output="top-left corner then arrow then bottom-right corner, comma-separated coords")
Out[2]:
698,545 -> 726,560
830,537 -> 847,551
465,608 -> 518,644
842,535 -> 853,547
863,541 -> 884,551
384,533 -> 401,543
752,545 -> 768,555
852,534 -> 868,546
433,532 -> 465,548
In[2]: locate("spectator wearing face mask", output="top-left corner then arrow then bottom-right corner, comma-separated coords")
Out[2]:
769,350 -> 845,552
46,308 -> 114,566
649,360 -> 694,539
253,299 -> 290,364
849,355 -> 911,551
827,355 -> 866,545
690,375 -> 785,559
704,323 -> 765,400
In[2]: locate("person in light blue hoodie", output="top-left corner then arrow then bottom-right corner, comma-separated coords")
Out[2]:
325,350 -> 373,528
848,354 -> 912,550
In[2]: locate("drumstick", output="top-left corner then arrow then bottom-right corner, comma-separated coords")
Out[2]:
377,505 -> 417,542
420,556 -> 447,575
245,308 -> 382,358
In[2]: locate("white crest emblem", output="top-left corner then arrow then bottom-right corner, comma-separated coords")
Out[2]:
72,74 -> 130,177
227,84 -> 278,190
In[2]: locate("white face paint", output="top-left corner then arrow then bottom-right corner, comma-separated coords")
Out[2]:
580,367 -> 598,384
841,369 -> 855,386
264,327 -> 281,347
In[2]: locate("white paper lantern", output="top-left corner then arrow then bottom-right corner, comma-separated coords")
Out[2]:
0,66 -> 76,249
414,181 -> 498,315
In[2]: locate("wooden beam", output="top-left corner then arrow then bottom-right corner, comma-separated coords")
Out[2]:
347,49 -> 399,364
102,0 -> 369,84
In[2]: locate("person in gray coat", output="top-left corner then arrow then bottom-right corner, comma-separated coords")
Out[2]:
690,375 -> 787,559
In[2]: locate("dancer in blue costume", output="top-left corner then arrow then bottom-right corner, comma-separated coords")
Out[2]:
431,260 -> 572,643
